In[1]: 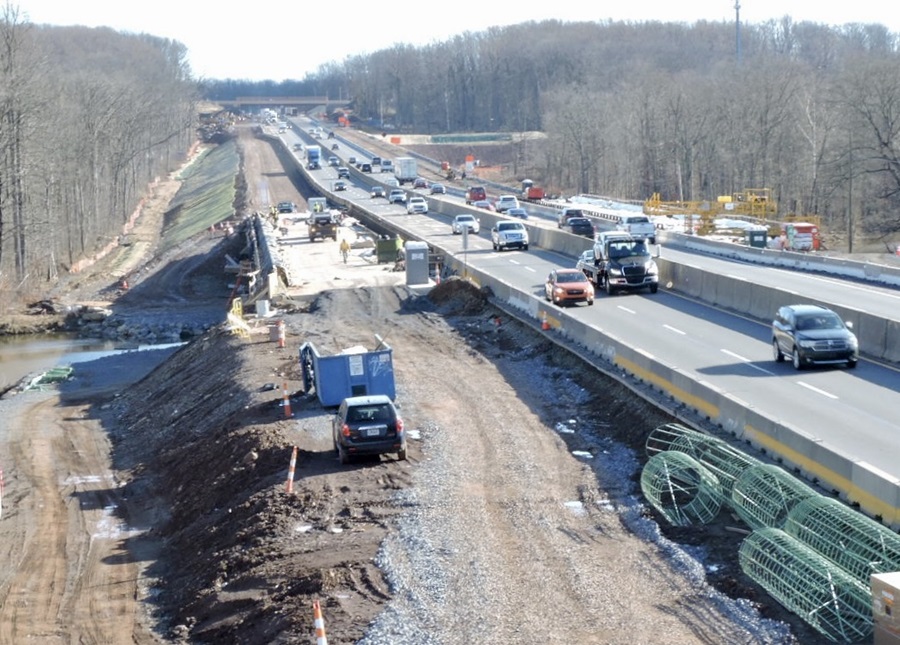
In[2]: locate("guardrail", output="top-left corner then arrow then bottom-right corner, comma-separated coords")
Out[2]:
261,129 -> 900,529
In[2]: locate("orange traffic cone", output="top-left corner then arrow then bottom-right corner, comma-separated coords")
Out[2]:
282,382 -> 292,418
313,599 -> 328,644
541,311 -> 550,331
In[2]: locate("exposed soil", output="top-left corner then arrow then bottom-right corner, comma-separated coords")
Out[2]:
0,123 -> 832,644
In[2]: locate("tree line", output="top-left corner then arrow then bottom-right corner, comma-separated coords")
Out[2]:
207,18 -> 900,247
0,5 -> 196,297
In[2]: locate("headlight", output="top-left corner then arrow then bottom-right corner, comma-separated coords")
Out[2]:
798,339 -> 817,348
646,262 -> 658,275
608,267 -> 622,277
553,286 -> 565,294
849,334 -> 859,348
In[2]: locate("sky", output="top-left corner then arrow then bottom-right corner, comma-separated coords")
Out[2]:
11,1 -> 898,82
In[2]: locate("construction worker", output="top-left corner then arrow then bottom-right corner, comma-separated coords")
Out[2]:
339,238 -> 350,264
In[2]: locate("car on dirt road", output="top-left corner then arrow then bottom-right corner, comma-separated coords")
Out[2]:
545,268 -> 594,306
772,304 -> 859,370
332,394 -> 407,463
451,214 -> 480,235
277,201 -> 295,213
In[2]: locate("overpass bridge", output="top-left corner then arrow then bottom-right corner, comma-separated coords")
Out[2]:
215,96 -> 351,111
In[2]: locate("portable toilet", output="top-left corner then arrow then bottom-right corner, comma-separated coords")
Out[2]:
405,241 -> 429,285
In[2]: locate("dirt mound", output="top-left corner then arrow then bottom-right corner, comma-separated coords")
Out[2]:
427,276 -> 489,314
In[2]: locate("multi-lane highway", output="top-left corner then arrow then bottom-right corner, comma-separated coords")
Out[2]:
279,118 -> 900,518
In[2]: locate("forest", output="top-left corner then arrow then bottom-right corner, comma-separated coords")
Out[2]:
2,10 -> 900,297
0,6 -> 196,297
206,18 -> 900,250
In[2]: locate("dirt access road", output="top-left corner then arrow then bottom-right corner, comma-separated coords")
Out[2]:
0,123 -> 809,644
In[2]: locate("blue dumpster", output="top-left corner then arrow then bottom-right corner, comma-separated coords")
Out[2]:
299,340 -> 396,407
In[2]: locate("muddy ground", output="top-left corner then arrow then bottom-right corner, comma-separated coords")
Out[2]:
0,123 -> 833,644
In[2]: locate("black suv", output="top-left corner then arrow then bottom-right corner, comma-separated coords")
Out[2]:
772,304 -> 858,370
332,395 -> 406,463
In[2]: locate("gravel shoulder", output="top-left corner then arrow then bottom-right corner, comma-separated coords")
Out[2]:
0,124 -> 815,644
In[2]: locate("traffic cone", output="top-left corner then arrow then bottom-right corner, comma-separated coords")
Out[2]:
313,599 -> 328,645
282,382 -> 292,418
541,310 -> 550,331
285,446 -> 298,494
277,320 -> 286,349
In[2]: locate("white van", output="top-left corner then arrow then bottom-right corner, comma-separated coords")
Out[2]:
380,159 -> 394,173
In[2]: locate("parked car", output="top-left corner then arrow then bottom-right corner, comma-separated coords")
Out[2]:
495,195 -> 520,212
506,207 -> 529,220
772,304 -> 859,370
451,214 -> 480,235
430,183 -> 446,195
563,217 -> 595,238
370,185 -> 386,199
545,269 -> 595,306
388,189 -> 407,204
332,394 -> 407,464
473,200 -> 496,212
491,220 -> 529,251
413,177 -> 429,189
333,180 -> 347,191
328,156 -> 339,167
465,186 -> 487,204
407,196 -> 428,214
337,166 -> 350,179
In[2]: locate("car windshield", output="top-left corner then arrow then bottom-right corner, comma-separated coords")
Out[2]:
609,241 -> 649,258
498,223 -> 524,231
457,216 -> 474,223
796,314 -> 843,331
556,272 -> 583,283
569,218 -> 590,226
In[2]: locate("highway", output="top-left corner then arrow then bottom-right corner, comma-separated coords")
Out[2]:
280,119 -> 900,506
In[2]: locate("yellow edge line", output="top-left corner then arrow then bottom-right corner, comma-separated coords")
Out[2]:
616,355 -> 719,419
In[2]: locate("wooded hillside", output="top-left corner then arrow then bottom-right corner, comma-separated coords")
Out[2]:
0,6 -> 196,297
206,18 -> 900,247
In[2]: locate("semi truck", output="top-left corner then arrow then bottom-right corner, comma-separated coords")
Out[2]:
307,145 -> 322,170
577,231 -> 659,295
394,157 -> 417,185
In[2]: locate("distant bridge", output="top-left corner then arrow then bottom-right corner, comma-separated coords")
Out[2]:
214,96 -> 351,110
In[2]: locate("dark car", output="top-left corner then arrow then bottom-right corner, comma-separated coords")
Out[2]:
361,163 -> 373,173
430,183 -> 446,195
370,185 -> 386,199
506,207 -> 529,220
563,217 -> 595,238
413,177 -> 429,189
332,394 -> 406,463
772,304 -> 859,370
370,156 -> 382,167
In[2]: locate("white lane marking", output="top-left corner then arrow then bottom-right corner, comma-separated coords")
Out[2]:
721,349 -> 775,375
663,324 -> 686,335
617,305 -> 636,314
797,381 -> 839,399
523,266 -> 535,272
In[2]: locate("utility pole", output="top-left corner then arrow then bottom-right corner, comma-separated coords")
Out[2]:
735,0 -> 742,65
